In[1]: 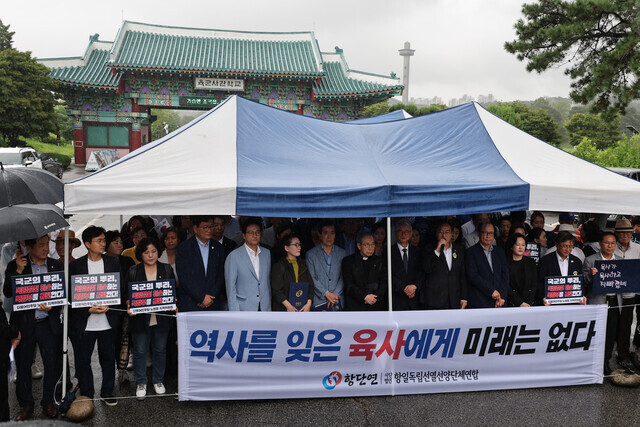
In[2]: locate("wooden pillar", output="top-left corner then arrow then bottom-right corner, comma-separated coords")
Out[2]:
73,124 -> 85,165
130,99 -> 142,152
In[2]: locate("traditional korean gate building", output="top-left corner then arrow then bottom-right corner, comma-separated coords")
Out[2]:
39,21 -> 403,164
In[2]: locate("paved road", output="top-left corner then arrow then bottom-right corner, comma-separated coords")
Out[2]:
8,165 -> 636,425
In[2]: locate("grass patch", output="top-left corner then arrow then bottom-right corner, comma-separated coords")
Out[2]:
24,138 -> 74,158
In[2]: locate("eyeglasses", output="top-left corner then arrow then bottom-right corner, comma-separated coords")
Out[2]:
245,231 -> 261,236
287,243 -> 302,247
480,231 -> 494,236
199,225 -> 215,231
360,243 -> 376,247
93,239 -> 106,244
437,230 -> 452,235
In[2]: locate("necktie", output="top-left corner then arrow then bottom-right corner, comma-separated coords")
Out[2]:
402,248 -> 408,273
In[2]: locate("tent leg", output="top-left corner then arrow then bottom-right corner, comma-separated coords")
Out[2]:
119,215 -> 123,230
387,217 -> 393,312
62,227 -> 70,396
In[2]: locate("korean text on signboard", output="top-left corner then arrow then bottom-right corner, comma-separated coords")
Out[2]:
593,259 -> 640,294
545,275 -> 583,304
70,273 -> 121,308
129,279 -> 176,314
12,272 -> 67,311
194,77 -> 244,91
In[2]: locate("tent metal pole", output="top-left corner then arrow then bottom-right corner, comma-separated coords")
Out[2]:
387,217 -> 392,312
119,215 -> 123,230
62,226 -> 70,396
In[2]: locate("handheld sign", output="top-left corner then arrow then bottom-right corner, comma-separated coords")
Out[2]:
288,282 -> 309,309
12,272 -> 67,311
592,259 -> 640,294
129,279 -> 176,314
524,242 -> 541,264
70,273 -> 121,308
545,275 -> 583,305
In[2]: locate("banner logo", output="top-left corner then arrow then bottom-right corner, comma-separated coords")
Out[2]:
322,371 -> 342,390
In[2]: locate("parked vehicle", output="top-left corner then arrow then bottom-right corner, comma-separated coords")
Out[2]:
0,147 -> 43,169
37,152 -> 64,178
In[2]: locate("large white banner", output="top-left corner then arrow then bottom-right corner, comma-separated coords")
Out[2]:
177,306 -> 606,401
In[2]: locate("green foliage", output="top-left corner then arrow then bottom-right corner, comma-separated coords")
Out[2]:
488,104 -> 523,127
570,135 -> 640,168
505,0 -> 640,117
488,101 -> 562,145
0,19 -> 14,50
0,47 -> 59,144
417,104 -> 448,115
360,102 -> 390,118
54,105 -> 74,141
565,113 -> 621,149
150,109 -> 181,140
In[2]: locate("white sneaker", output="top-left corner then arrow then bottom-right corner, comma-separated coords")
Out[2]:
31,364 -> 43,379
136,384 -> 147,400
153,383 -> 166,395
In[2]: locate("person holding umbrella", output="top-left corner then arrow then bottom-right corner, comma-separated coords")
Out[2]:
3,235 -> 63,421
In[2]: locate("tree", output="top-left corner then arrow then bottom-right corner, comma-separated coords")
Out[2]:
416,104 -> 447,116
54,105 -> 74,141
360,102 -> 389,118
565,112 -> 621,149
505,0 -> 640,117
488,102 -> 562,145
0,48 -> 59,144
150,108 -> 180,140
0,19 -> 14,50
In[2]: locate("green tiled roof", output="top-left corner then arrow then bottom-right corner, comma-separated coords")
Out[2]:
314,61 -> 402,99
112,30 -> 323,76
39,22 -> 403,99
44,48 -> 120,90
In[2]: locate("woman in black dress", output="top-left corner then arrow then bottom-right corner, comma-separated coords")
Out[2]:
506,233 -> 538,307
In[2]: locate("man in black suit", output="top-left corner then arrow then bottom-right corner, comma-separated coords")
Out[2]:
382,220 -> 422,310
422,221 -> 468,310
3,235 -> 63,421
176,215 -> 225,312
465,221 -> 509,308
538,231 -> 584,305
68,226 -> 122,406
342,231 -> 386,311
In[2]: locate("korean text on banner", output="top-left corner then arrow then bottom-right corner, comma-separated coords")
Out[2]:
177,306 -> 606,401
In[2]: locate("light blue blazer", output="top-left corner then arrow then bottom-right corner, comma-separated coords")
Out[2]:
306,244 -> 346,306
224,245 -> 271,311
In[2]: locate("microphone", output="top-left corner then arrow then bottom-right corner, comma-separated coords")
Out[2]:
439,243 -> 445,253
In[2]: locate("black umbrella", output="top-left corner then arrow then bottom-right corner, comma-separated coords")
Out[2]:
0,162 -> 64,207
0,204 -> 68,244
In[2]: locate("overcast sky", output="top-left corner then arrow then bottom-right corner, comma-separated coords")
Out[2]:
2,0 -> 572,103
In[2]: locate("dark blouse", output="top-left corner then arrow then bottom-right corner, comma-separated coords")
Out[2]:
507,256 -> 538,307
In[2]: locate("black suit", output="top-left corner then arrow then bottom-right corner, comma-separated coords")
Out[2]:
342,254 -> 386,311
176,236 -> 225,312
537,252 -> 582,304
3,257 -> 63,409
382,245 -> 423,310
421,243 -> 467,310
507,257 -> 538,307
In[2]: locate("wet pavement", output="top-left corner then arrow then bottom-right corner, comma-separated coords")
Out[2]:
7,365 -> 640,426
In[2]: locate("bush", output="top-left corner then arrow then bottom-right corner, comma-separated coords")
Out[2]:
41,134 -> 59,145
48,152 -> 71,169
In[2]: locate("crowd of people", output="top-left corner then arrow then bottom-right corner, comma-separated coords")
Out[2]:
1,212 -> 639,421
